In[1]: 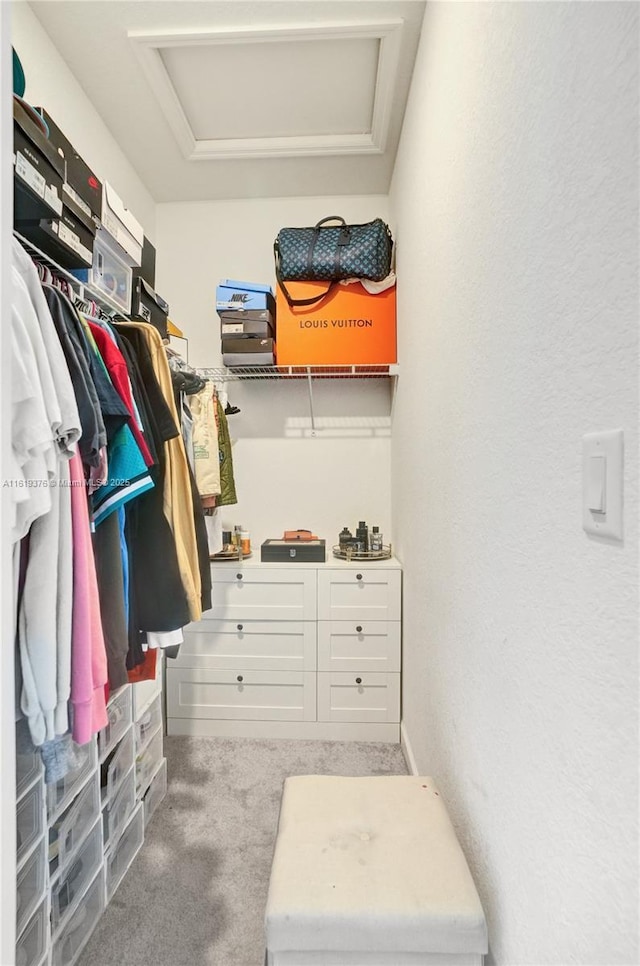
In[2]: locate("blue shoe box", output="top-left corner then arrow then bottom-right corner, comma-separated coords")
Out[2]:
216,279 -> 276,316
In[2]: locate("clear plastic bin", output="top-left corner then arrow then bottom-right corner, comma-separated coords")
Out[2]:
102,766 -> 135,850
143,757 -> 167,828
16,837 -> 46,937
100,726 -> 134,807
16,722 -> 43,801
50,818 -> 102,934
15,895 -> 47,966
98,686 -> 132,760
134,694 -> 162,752
52,869 -> 104,966
47,739 -> 97,821
17,779 -> 44,867
49,774 -> 100,877
105,802 -> 144,901
135,727 -> 163,798
132,653 -> 162,720
72,229 -> 132,315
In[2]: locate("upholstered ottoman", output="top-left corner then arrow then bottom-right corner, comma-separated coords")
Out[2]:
265,776 -> 488,966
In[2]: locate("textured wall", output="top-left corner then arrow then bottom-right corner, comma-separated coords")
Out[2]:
390,3 -> 638,964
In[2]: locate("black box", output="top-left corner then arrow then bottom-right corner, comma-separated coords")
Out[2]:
261,539 -> 326,563
14,98 -> 64,223
130,277 -> 169,337
221,315 -> 274,338
16,206 -> 94,270
222,337 -> 275,355
132,236 -> 156,289
33,107 -> 103,222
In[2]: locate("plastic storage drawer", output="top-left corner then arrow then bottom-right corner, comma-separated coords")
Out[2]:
50,818 -> 102,933
98,685 -> 132,759
100,725 -> 134,807
52,869 -> 105,966
17,778 -> 44,866
132,653 -> 162,719
102,765 -> 135,850
49,774 -> 100,876
47,739 -> 97,820
135,727 -> 163,798
16,837 -> 46,937
143,758 -> 167,828
134,693 -> 162,751
72,229 -> 132,315
16,724 -> 43,801
16,895 -> 47,966
105,802 -> 144,901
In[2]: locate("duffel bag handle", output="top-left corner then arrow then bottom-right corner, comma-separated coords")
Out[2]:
314,215 -> 347,229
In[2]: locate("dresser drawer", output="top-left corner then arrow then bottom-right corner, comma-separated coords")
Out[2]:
317,671 -> 400,723
208,567 -> 316,621
317,621 -> 400,672
167,667 -> 316,722
178,620 -> 316,671
317,569 -> 401,621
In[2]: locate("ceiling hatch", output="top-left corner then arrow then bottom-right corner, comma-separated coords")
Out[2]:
129,21 -> 404,161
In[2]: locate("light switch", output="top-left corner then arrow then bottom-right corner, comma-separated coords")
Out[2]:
587,456 -> 606,512
582,430 -> 623,540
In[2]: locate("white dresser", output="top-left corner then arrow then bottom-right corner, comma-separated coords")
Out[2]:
167,558 -> 402,742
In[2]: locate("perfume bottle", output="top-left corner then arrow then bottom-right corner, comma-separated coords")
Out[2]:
356,521 -> 369,553
370,526 -> 383,552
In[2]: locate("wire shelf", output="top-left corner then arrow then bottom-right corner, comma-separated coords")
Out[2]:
198,364 -> 399,382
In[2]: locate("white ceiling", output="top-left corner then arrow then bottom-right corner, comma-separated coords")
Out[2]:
27,1 -> 426,203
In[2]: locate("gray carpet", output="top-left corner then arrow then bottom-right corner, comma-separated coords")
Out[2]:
78,736 -> 408,966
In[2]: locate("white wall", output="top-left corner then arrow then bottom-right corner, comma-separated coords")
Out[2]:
390,3 -> 638,965
12,1 -> 156,238
156,195 -> 393,547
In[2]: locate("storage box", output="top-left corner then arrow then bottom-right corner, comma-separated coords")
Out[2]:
130,277 -> 169,337
223,336 -> 275,367
275,280 -> 396,366
216,279 -> 276,316
221,315 -> 274,337
72,230 -> 132,314
132,236 -> 156,288
100,182 -> 143,266
16,206 -> 94,270
261,540 -> 326,563
13,98 -> 64,222
33,108 -> 102,224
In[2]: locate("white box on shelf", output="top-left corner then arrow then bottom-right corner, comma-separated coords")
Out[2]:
100,182 -> 143,266
105,803 -> 144,901
51,868 -> 105,966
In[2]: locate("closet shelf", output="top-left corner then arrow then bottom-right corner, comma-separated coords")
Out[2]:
198,364 -> 399,381
14,231 -> 130,322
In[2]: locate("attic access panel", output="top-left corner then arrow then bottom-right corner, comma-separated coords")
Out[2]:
130,21 -> 404,160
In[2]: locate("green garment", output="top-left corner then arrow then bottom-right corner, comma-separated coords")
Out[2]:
216,397 -> 237,506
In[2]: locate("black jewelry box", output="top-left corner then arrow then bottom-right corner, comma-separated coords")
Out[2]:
261,539 -> 326,563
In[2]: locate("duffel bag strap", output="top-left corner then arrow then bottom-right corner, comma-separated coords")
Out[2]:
274,240 -> 337,307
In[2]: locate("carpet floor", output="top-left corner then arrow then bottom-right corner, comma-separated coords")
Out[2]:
78,736 -> 408,966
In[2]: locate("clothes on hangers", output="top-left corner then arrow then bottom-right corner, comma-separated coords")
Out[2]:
11,238 -> 214,779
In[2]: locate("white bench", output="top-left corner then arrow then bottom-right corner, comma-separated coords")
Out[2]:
265,775 -> 488,966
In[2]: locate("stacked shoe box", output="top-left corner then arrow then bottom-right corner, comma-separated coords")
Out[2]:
216,279 -> 276,366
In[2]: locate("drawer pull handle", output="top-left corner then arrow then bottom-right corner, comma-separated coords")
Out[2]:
356,573 -> 363,581
237,675 -> 244,683
356,677 -> 362,685
356,626 -> 363,633
237,624 -> 243,631
236,573 -> 243,580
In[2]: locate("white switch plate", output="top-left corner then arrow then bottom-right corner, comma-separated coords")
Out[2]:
582,429 -> 624,540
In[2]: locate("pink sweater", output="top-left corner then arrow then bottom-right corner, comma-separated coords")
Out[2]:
69,448 -> 108,742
